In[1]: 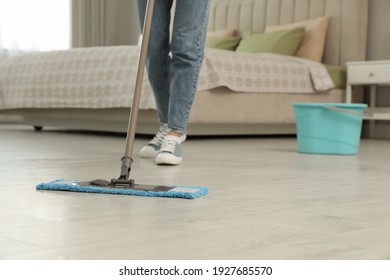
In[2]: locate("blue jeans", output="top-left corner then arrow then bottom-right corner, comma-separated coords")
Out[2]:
137,0 -> 210,133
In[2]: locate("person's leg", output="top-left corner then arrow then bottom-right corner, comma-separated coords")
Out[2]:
137,0 -> 173,125
137,0 -> 173,158
156,0 -> 210,165
167,0 -> 210,134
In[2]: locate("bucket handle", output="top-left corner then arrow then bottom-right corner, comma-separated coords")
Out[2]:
323,106 -> 373,119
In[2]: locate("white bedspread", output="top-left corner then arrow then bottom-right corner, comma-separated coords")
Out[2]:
0,46 -> 334,110
0,46 -> 156,110
199,49 -> 334,93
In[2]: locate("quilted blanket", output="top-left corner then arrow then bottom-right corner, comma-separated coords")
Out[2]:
199,49 -> 335,93
0,46 -> 334,110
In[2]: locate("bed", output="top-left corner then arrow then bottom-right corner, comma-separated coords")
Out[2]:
0,0 -> 368,135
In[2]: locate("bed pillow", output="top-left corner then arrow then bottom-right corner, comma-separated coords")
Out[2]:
207,29 -> 236,38
235,27 -> 305,56
205,36 -> 241,50
324,64 -> 347,89
265,16 -> 330,62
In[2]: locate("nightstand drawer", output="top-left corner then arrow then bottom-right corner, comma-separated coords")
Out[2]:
347,64 -> 390,85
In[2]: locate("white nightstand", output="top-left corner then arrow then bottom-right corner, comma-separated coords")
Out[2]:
346,60 -> 390,137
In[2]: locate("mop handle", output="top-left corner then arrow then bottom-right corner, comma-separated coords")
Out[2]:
124,0 -> 155,158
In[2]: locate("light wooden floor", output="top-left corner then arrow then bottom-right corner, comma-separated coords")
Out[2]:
1,124 -> 390,260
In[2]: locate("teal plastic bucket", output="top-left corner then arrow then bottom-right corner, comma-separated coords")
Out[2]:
293,103 -> 367,155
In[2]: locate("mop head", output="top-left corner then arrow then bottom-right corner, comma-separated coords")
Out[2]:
36,179 -> 208,199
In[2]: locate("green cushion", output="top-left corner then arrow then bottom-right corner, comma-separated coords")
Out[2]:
236,27 -> 305,55
324,64 -> 347,89
205,36 -> 241,51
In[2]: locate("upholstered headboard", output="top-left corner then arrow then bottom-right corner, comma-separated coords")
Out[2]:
208,0 -> 368,65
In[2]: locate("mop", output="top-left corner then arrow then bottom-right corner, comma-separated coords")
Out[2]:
36,0 -> 208,199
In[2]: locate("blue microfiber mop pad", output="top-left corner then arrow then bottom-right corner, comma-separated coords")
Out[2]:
36,179 -> 208,199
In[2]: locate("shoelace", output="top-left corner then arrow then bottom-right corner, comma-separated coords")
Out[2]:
149,125 -> 169,146
160,139 -> 178,153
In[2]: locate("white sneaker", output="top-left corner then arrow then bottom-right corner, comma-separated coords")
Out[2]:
155,135 -> 184,165
139,125 -> 186,158
139,124 -> 169,158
